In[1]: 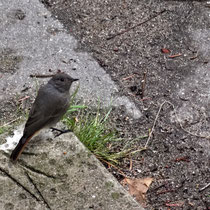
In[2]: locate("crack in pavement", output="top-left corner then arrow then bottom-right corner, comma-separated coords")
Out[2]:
0,166 -> 40,202
25,172 -> 51,210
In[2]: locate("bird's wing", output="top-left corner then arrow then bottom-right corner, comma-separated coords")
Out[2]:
24,85 -> 69,137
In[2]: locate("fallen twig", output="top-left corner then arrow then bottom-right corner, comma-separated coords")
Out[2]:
128,92 -> 136,97
0,117 -> 21,128
139,97 -> 151,101
199,182 -> 210,192
165,202 -> 184,207
141,71 -> 147,99
107,10 -> 167,40
30,74 -> 55,78
144,100 -> 210,149
130,148 -> 146,155
129,157 -> 133,171
98,157 -> 127,178
122,74 -> 135,81
18,96 -> 30,102
157,189 -> 176,195
144,101 -> 167,148
168,54 -> 182,58
189,55 -> 198,60
174,156 -> 190,162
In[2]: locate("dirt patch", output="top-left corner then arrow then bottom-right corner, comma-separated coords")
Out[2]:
33,0 -> 210,208
0,48 -> 23,74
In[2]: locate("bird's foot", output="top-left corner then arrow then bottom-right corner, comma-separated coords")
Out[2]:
50,127 -> 72,137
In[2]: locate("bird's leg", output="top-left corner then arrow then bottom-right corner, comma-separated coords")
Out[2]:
50,127 -> 72,137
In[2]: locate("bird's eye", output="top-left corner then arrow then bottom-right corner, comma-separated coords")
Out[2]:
60,78 -> 64,82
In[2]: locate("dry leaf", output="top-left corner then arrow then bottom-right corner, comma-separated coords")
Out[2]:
143,177 -> 153,187
124,177 -> 153,205
161,48 -> 170,53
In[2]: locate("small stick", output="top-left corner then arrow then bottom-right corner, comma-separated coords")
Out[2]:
18,96 -> 30,102
128,92 -> 136,97
122,74 -> 135,81
129,157 -> 133,171
174,156 -> 190,162
30,74 -> 55,78
98,157 -> 127,178
139,97 -> 151,101
189,55 -> 198,60
130,148 -> 146,155
0,117 -> 21,128
107,10 -> 167,40
141,71 -> 147,99
165,202 -> 184,207
168,54 -> 182,58
144,100 -> 210,149
144,101 -> 167,148
157,189 -> 175,195
199,182 -> 210,192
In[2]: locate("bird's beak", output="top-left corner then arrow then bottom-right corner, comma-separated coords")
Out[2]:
72,78 -> 79,82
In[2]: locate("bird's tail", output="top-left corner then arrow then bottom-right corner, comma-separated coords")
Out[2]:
10,135 -> 31,162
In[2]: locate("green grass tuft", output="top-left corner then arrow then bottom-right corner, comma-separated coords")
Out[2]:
63,105 -> 130,164
63,88 -> 146,165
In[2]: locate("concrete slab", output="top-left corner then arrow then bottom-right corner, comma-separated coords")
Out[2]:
0,130 -> 143,210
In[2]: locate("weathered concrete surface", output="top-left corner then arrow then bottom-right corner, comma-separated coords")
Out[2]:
0,130 -> 142,210
0,0 -> 141,122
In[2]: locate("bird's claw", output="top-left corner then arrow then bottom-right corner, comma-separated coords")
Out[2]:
50,127 -> 72,137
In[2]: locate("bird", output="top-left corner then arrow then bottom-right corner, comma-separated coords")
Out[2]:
10,73 -> 78,161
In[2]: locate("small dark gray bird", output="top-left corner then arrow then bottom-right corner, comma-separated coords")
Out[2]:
10,73 -> 78,161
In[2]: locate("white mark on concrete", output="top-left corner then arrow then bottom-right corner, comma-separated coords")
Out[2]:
0,128 -> 23,152
114,96 -> 142,119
